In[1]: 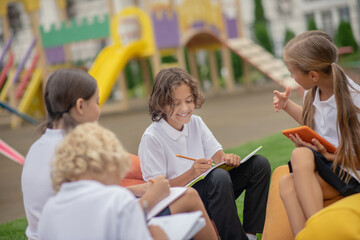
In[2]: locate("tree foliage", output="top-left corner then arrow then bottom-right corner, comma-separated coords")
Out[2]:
307,17 -> 318,30
334,20 -> 358,52
231,52 -> 243,83
284,28 -> 295,46
253,0 -> 273,53
254,21 -> 273,53
254,0 -> 266,22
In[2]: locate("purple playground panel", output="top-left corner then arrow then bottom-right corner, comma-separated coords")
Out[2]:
192,21 -> 205,29
189,16 -> 238,39
190,21 -> 221,37
152,11 -> 180,49
223,14 -> 238,39
45,46 -> 66,65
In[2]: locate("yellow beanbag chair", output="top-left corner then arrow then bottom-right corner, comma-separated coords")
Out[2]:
262,165 -> 343,240
296,193 -> 360,240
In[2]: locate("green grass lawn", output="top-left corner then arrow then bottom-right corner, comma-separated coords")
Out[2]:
0,218 -> 27,240
230,132 -> 295,239
0,132 -> 295,239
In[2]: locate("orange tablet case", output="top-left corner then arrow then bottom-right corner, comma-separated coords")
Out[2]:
282,126 -> 337,153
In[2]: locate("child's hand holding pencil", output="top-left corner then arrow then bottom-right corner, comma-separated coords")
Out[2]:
176,154 -> 216,167
146,175 -> 170,201
141,175 -> 170,219
176,154 -> 213,176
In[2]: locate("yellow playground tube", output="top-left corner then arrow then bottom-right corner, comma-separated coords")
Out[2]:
89,7 -> 155,106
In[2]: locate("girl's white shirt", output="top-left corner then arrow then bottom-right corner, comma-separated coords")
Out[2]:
139,115 -> 222,181
21,128 -> 64,240
305,77 -> 360,181
38,180 -> 152,240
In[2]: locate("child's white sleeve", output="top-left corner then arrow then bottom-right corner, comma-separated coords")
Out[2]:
139,133 -> 167,181
198,117 -> 223,159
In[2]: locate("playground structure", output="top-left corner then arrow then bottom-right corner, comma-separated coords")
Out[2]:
0,0 -> 49,128
0,0 -> 298,129
89,0 -> 298,107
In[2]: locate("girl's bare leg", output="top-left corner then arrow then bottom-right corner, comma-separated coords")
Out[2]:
169,187 -> 218,240
279,173 -> 307,236
291,148 -> 323,218
281,148 -> 342,236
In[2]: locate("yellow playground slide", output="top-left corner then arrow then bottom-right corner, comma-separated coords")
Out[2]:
18,68 -> 44,116
89,6 -> 155,106
89,40 -> 146,106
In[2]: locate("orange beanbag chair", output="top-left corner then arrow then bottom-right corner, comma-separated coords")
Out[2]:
120,154 -> 146,187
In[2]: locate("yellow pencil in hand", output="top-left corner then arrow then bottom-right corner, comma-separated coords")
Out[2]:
176,154 -> 215,167
176,154 -> 197,161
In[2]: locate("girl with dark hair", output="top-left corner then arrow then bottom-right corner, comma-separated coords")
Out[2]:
39,68 -> 99,133
22,69 -> 101,240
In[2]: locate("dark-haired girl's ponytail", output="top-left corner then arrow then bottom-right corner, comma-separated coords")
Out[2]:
61,112 -> 78,133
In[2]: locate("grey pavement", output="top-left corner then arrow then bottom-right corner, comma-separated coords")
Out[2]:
0,81 -> 302,224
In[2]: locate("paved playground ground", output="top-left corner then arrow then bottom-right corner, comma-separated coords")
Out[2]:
1,81 -> 303,223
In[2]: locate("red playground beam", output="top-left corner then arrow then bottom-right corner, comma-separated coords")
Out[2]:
0,53 -> 14,89
0,138 -> 24,165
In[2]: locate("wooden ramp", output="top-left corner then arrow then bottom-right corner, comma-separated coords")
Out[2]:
226,38 -> 299,90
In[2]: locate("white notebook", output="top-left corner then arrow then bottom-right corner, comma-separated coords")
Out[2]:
146,187 -> 188,220
148,210 -> 205,240
185,146 -> 263,187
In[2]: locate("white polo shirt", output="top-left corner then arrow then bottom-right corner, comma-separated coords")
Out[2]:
21,129 -> 64,240
305,77 -> 360,181
38,180 -> 152,240
139,115 -> 222,181
309,77 -> 360,148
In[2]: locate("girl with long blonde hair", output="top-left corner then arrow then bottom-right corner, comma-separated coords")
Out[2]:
273,30 -> 360,236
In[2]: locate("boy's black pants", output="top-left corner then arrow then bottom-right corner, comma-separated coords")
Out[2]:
192,155 -> 271,240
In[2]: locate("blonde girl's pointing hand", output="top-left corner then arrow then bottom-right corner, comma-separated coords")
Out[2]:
273,87 -> 292,112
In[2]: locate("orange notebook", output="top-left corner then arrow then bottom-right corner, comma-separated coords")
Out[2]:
282,126 -> 337,153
